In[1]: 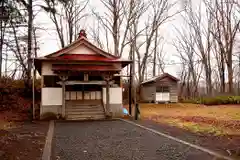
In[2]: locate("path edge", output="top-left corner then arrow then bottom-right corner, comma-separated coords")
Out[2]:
42,120 -> 55,160
119,118 -> 235,160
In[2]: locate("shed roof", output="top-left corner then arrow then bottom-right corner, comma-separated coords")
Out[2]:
141,73 -> 179,85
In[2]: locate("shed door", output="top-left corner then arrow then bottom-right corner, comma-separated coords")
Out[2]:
156,86 -> 170,101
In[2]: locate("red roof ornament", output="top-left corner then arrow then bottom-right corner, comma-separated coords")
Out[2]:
78,29 -> 87,38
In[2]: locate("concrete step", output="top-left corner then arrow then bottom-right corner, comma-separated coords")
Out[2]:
66,111 -> 105,115
65,103 -> 102,106
66,109 -> 104,112
66,105 -> 103,109
66,115 -> 105,120
66,108 -> 104,112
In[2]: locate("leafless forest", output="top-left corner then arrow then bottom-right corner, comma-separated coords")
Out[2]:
0,0 -> 240,99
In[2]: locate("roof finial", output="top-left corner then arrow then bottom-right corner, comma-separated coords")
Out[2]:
79,29 -> 87,38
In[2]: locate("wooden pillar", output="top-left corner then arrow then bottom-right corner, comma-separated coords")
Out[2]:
103,73 -> 112,117
59,75 -> 68,118
106,79 -> 110,116
62,81 -> 66,117
40,76 -> 44,116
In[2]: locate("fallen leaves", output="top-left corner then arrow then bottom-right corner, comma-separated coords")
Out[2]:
140,103 -> 240,136
0,122 -> 48,160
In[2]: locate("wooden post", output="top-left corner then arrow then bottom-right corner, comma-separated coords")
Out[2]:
129,67 -> 132,115
103,74 -> 112,117
106,79 -> 110,116
32,62 -> 35,120
62,80 -> 66,118
59,75 -> 68,118
40,75 -> 44,117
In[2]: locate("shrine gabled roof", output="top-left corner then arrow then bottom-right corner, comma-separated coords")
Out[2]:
56,54 -> 117,61
35,30 -> 130,62
35,54 -> 131,66
44,34 -> 117,59
39,54 -> 126,62
34,30 -> 131,74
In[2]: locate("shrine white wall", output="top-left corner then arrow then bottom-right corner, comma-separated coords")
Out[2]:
102,87 -> 123,117
40,88 -> 62,118
68,45 -> 96,55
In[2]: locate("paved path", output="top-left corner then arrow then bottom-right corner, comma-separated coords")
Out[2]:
52,120 -> 217,160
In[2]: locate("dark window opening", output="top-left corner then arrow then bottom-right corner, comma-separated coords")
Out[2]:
43,76 -> 61,87
112,76 -> 120,87
89,75 -> 103,81
156,86 -> 169,92
68,75 -> 84,81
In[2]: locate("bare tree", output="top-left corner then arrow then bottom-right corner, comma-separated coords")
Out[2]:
207,0 -> 240,93
178,0 -> 214,95
136,0 -> 178,83
0,0 -> 28,80
173,26 -> 200,97
92,0 -> 139,57
156,39 -> 166,75
27,0 -> 33,88
0,0 -> 24,78
41,0 -> 88,48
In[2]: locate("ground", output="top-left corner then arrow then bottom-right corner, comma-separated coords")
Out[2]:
1,103 -> 240,160
52,120 -> 219,160
135,103 -> 240,158
0,112 -> 48,160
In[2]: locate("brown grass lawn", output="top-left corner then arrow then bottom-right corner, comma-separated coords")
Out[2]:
139,103 -> 240,136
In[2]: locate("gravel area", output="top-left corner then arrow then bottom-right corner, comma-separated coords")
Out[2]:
134,119 -> 240,159
52,120 -> 219,160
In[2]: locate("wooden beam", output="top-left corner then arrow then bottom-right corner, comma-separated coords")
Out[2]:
56,80 -> 114,85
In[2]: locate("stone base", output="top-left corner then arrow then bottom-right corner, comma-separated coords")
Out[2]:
40,105 -> 62,119
109,104 -> 123,117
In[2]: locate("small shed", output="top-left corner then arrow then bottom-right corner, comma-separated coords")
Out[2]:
140,73 -> 179,103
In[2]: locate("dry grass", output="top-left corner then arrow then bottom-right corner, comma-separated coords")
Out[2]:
0,120 -> 16,130
140,103 -> 240,136
140,103 -> 240,121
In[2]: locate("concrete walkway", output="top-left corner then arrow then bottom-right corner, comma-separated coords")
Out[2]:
51,120 -> 219,160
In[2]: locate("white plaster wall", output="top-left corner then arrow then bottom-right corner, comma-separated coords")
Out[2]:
42,62 -> 56,75
42,88 -> 62,105
102,87 -> 122,104
68,45 -> 96,54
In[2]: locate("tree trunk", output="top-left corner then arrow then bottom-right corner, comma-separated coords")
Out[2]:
220,54 -> 225,93
153,28 -> 158,77
0,0 -> 4,78
112,0 -> 119,56
27,0 -> 33,89
227,61 -> 233,93
203,63 -> 212,96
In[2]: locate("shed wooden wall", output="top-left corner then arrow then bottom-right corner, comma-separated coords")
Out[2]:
141,77 -> 178,103
140,83 -> 155,102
